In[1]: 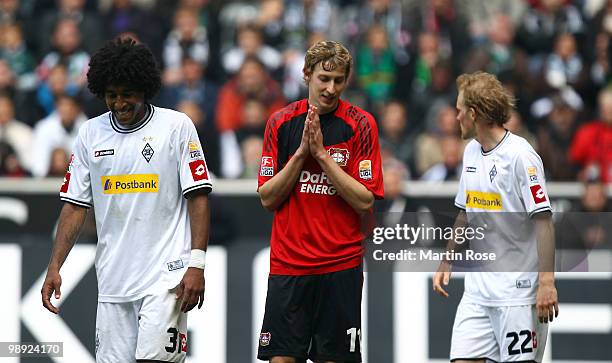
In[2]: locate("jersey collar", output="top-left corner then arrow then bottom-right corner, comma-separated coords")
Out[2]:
109,104 -> 154,134
481,130 -> 510,156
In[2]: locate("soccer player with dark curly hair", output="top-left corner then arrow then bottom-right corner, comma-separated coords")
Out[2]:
41,37 -> 212,363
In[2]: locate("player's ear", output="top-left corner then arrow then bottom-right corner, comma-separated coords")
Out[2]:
303,68 -> 312,84
469,107 -> 477,121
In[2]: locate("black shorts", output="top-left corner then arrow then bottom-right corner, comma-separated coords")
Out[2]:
257,265 -> 363,362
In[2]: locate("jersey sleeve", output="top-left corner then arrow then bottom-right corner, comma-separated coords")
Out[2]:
257,111 -> 280,190
454,166 -> 467,210
348,112 -> 384,199
59,126 -> 92,208
514,148 -> 552,217
178,116 -> 213,197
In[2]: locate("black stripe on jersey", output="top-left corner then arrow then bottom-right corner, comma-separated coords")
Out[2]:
277,110 -> 354,170
109,104 -> 155,134
182,183 -> 212,197
347,105 -> 373,157
529,206 -> 552,218
481,130 -> 509,156
60,196 -> 92,208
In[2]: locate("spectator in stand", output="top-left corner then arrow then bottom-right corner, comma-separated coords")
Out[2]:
516,0 -> 585,72
535,92 -> 580,181
464,13 -> 529,79
410,32 -> 445,94
461,0 -> 527,43
544,32 -> 587,92
0,0 -> 26,27
31,94 -> 86,177
220,98 -> 269,179
0,23 -> 36,90
0,59 -> 39,125
37,0 -> 103,56
163,6 -> 209,85
415,102 -> 464,177
254,0 -> 285,48
569,87 -> 612,183
283,0 -> 333,50
103,0 -> 167,61
0,94 -> 32,172
215,56 -> 284,132
506,110 -> 538,151
36,18 -> 90,91
0,141 -> 28,177
176,99 -> 221,177
47,147 -> 69,177
357,24 -> 396,115
420,134 -> 462,182
378,100 -> 417,175
409,58 -> 456,130
158,56 -> 219,126
222,23 -> 282,77
239,134 -> 263,178
405,0 -> 471,73
36,64 -> 78,117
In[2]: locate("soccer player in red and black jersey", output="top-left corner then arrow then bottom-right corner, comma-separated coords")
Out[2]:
257,41 -> 384,363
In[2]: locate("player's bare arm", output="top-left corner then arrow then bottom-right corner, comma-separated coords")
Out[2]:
534,212 -> 559,323
177,191 -> 210,313
307,107 -> 374,214
41,203 -> 88,314
258,107 -> 313,211
433,210 -> 468,298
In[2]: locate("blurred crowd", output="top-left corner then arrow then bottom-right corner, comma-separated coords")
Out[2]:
0,0 -> 611,195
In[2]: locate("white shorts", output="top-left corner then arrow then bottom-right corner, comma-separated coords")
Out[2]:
95,290 -> 187,363
450,299 -> 548,362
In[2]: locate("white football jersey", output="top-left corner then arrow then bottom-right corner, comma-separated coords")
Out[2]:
454,131 -> 551,306
60,105 -> 212,302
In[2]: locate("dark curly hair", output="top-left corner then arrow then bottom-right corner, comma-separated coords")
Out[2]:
87,37 -> 161,101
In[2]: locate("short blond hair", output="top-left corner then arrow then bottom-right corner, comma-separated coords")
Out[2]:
456,71 -> 515,126
303,40 -> 353,81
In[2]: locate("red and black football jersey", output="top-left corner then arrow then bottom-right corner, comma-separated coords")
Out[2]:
258,99 -> 384,275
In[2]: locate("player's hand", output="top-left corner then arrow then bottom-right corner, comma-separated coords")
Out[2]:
536,281 -> 559,323
308,105 -> 326,160
176,267 -> 205,313
41,270 -> 62,314
432,261 -> 452,298
295,106 -> 313,159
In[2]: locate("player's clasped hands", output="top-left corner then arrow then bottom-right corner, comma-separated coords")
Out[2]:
300,105 -> 326,160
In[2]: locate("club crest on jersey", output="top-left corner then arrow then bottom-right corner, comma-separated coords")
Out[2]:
489,164 -> 497,182
259,332 -> 271,346
142,143 -> 154,163
189,159 -> 208,181
328,147 -> 350,167
530,184 -> 547,204
260,156 -> 274,177
94,149 -> 114,157
359,160 -> 372,180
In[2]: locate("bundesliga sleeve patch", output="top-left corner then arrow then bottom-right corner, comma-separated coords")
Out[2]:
260,156 -> 274,177
189,160 -> 208,181
359,160 -> 372,180
530,184 -> 547,204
